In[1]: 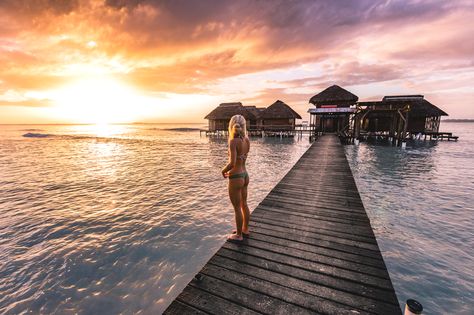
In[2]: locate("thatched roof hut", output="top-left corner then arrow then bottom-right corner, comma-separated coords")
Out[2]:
260,100 -> 302,131
261,100 -> 302,119
309,85 -> 359,107
243,106 -> 265,120
205,101 -> 301,132
357,95 -> 448,134
204,102 -> 258,120
358,95 -> 448,117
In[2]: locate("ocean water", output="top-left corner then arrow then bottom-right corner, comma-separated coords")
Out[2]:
1,123 -> 473,314
0,124 -> 311,314
345,122 -> 474,314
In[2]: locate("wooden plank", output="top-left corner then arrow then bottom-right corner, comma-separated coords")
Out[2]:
251,211 -> 377,244
189,271 -> 316,315
253,208 -> 371,227
221,241 -> 394,291
209,255 -> 401,315
163,300 -> 208,315
201,263 -> 363,315
233,231 -> 390,277
245,226 -> 387,269
175,285 -> 260,315
164,135 -> 401,315
249,220 -> 380,252
215,248 -> 397,305
257,204 -> 371,224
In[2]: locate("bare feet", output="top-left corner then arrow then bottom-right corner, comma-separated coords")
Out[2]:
232,229 -> 250,237
227,233 -> 243,243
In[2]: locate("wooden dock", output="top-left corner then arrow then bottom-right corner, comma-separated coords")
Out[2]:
164,135 -> 402,315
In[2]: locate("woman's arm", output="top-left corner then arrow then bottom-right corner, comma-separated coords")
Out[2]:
221,140 -> 237,177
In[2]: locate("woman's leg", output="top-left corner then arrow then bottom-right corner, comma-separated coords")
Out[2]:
240,176 -> 250,233
228,178 -> 244,237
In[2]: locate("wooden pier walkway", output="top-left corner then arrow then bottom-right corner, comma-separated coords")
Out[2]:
164,135 -> 401,315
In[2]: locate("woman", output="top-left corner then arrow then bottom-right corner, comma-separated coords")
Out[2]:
221,115 -> 250,243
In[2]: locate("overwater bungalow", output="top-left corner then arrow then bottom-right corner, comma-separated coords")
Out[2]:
204,101 -> 301,135
243,105 -> 265,130
261,100 -> 302,131
204,102 -> 258,131
308,85 -> 456,144
308,85 -> 358,134
356,95 -> 451,141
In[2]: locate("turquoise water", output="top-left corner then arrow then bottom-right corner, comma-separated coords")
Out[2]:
345,122 -> 474,314
0,124 -> 311,314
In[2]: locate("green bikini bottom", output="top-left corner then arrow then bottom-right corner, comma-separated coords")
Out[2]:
228,172 -> 249,180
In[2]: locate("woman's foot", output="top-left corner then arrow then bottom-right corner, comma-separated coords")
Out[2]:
227,233 -> 244,243
232,230 -> 250,238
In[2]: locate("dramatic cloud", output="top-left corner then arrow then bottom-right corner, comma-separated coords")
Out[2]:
1,0 -> 474,122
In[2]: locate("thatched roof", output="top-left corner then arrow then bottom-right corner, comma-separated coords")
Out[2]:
205,102 -> 258,120
244,106 -> 262,119
358,95 -> 448,117
309,85 -> 359,106
261,100 -> 302,119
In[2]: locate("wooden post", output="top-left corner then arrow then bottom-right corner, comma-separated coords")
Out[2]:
354,113 -> 360,140
402,111 -> 409,143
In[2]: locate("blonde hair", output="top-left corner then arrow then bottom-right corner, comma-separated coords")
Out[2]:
228,114 -> 247,140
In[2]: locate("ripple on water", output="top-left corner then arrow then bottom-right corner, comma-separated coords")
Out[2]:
0,124 -> 312,314
345,122 -> 474,315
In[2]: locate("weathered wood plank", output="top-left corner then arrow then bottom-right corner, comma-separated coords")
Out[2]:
256,205 -> 372,225
251,211 -> 377,244
252,208 -> 372,228
221,241 -> 395,291
164,135 -> 401,315
231,231 -> 390,278
189,272 -> 316,315
163,300 -> 208,315
175,285 -> 260,315
201,263 -> 363,315
245,227 -> 387,269
249,220 -> 380,252
209,255 -> 401,315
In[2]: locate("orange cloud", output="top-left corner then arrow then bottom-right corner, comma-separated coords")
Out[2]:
1,0 -> 474,122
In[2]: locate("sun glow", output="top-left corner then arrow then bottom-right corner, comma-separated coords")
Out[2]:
51,76 -> 151,124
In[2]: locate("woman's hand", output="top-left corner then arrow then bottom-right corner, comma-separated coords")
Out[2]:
222,167 -> 229,178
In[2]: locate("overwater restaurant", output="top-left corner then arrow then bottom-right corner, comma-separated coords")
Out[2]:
308,85 -> 358,135
308,85 -> 455,143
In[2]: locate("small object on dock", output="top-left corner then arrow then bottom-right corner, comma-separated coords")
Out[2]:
193,274 -> 204,282
404,299 -> 423,314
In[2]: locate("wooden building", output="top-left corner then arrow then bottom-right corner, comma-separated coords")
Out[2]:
261,100 -> 302,131
356,95 -> 449,142
204,101 -> 301,133
243,105 -> 266,130
308,85 -> 358,135
204,102 -> 258,131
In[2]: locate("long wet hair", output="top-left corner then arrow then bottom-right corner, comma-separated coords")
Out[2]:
228,115 -> 247,141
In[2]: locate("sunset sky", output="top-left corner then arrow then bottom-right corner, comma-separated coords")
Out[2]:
1,0 -> 473,124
